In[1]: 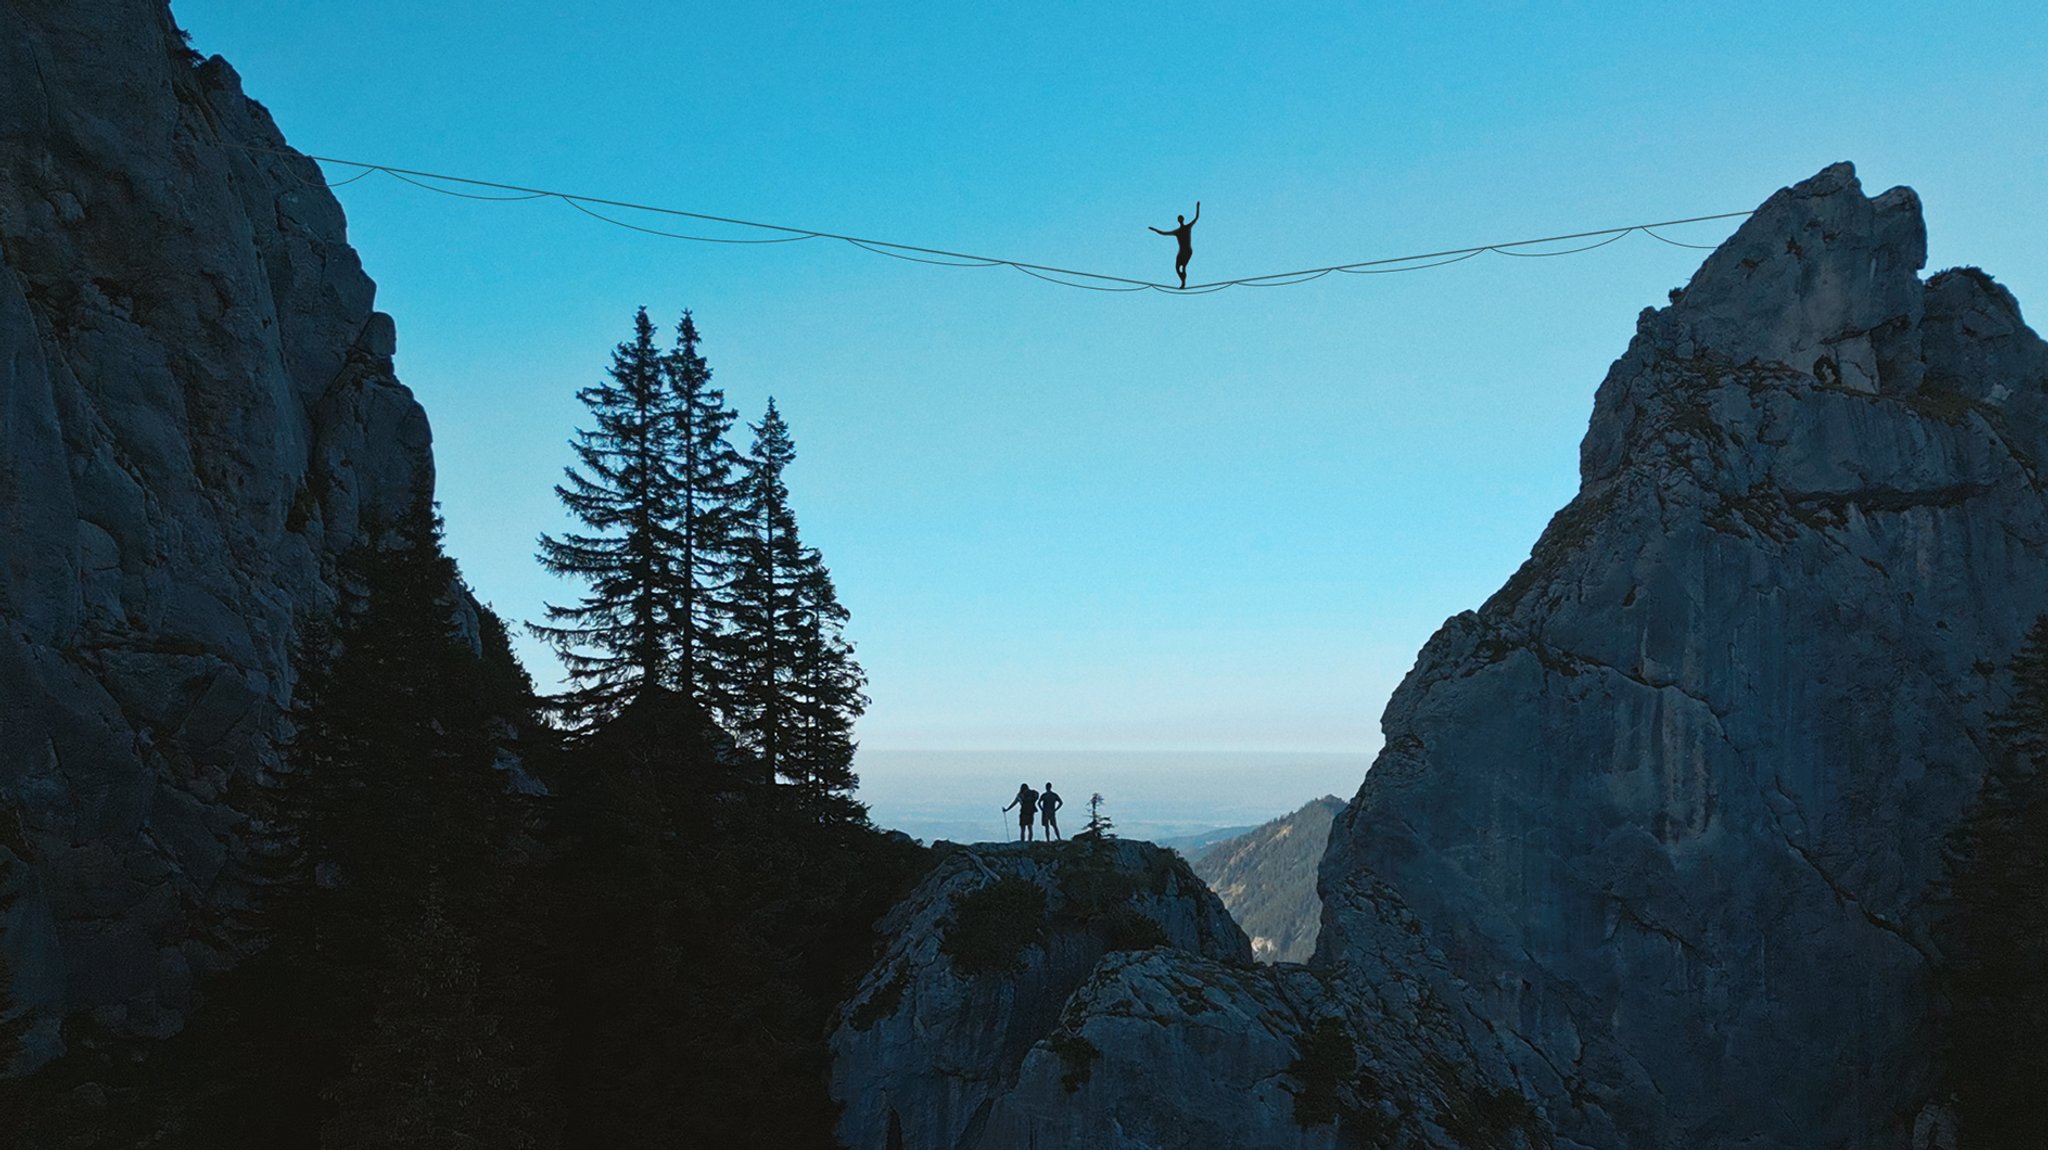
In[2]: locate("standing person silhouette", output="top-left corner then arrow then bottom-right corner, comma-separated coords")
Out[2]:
1039,783 -> 1063,841
1004,782 -> 1040,842
1148,201 -> 1200,288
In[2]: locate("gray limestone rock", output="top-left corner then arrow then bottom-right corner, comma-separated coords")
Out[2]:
0,1 -> 440,1065
983,874 -> 1544,1150
1319,163 -> 2048,1150
830,838 -> 1541,1150
828,839 -> 1250,1150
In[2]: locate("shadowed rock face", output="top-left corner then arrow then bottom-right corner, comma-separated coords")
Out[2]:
834,839 -> 1540,1150
1319,163 -> 2048,1149
0,1 -> 438,1063
828,839 -> 1250,1150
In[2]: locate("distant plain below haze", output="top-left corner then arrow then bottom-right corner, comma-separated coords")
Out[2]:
855,749 -> 1370,845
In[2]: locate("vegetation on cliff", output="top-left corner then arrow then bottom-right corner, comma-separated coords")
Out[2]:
1934,615 -> 2048,1145
0,314 -> 925,1150
1190,796 -> 1344,963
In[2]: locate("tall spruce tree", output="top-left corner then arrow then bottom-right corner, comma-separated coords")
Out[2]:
1935,615 -> 2048,1144
533,308 -> 686,725
664,312 -> 744,717
728,401 -> 867,798
728,400 -> 806,779
0,856 -> 31,1075
787,558 -> 866,800
299,503 -> 554,1147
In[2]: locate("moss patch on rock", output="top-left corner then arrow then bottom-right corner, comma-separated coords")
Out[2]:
940,877 -> 1048,976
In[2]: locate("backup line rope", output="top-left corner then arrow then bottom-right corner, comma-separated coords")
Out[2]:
229,143 -> 1752,294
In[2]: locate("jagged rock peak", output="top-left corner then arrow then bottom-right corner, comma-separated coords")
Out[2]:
1319,163 -> 2048,1149
1667,162 -> 1928,385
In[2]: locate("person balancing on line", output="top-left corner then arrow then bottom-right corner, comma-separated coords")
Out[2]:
1004,782 -> 1040,842
1148,201 -> 1200,289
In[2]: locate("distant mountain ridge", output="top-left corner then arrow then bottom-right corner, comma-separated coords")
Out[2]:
1190,797 -> 1344,963
1152,823 -> 1258,854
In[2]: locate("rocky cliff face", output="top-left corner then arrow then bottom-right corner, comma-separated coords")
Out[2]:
1193,795 -> 1345,962
0,1 -> 440,1064
1317,163 -> 2048,1149
833,164 -> 2048,1150
828,839 -> 1250,1149
831,836 -> 1540,1150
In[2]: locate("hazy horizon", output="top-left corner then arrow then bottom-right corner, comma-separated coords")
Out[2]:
855,748 -> 1368,845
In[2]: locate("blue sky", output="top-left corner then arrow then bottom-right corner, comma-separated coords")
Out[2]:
178,1 -> 2046,760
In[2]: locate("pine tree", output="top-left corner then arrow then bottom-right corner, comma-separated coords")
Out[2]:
1080,793 -> 1115,839
1935,615 -> 2048,1145
663,312 -> 744,717
1991,615 -> 2048,764
533,307 -> 686,726
787,558 -> 866,801
728,401 -> 867,799
0,856 -> 33,1076
274,501 -> 559,1147
728,400 -> 805,779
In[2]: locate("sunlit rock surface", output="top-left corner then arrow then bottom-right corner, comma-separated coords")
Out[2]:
0,0 -> 438,1064
1320,162 -> 2048,1150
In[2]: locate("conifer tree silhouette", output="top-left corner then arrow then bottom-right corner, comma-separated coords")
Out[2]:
534,307 -> 691,724
729,399 -> 805,778
1936,615 -> 2048,1145
729,400 -> 867,797
789,556 -> 866,800
664,312 -> 745,718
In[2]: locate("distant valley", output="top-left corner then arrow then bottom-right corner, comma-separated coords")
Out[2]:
1187,797 -> 1346,962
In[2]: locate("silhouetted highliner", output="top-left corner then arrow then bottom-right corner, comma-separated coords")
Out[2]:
1004,782 -> 1040,842
1039,783 -> 1063,840
1148,201 -> 1200,288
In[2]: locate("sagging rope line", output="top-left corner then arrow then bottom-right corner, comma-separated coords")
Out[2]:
564,198 -> 817,245
1640,227 -> 1721,250
222,142 -> 1752,293
1339,250 -> 1487,274
1491,231 -> 1633,258
384,167 -> 550,201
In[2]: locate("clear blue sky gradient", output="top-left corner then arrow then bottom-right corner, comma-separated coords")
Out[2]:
178,2 -> 2046,758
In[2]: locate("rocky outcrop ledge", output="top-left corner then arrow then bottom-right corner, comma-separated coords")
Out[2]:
828,839 -> 1247,1149
828,838 -> 1539,1150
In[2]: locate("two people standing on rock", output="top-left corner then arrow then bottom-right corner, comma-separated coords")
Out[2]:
1003,782 -> 1064,842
